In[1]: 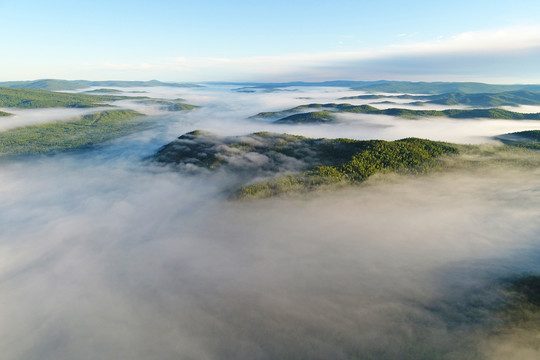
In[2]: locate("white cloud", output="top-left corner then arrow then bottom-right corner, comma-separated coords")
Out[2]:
78,25 -> 540,82
387,26 -> 540,55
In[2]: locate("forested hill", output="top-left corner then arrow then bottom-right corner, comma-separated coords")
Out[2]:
252,103 -> 540,123
0,109 -> 146,157
153,130 -> 458,198
496,130 -> 540,150
0,87 -> 126,108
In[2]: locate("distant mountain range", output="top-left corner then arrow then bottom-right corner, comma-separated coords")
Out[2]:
0,79 -> 201,91
215,80 -> 540,94
3,79 -> 540,94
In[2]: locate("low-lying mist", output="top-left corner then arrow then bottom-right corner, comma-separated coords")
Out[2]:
0,107 -> 111,131
1,85 -> 540,359
2,156 -> 539,360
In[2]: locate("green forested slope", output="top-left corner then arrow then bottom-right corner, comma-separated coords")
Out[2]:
0,110 -> 145,157
0,87 -> 124,108
237,137 -> 458,198
496,130 -> 540,150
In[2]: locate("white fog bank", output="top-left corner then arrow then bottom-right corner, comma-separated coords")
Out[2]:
1,85 -> 540,359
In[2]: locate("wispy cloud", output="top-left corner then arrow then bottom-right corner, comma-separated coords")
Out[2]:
386,26 -> 540,55
82,26 -> 540,82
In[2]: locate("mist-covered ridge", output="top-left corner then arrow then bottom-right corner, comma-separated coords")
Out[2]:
340,90 -> 540,107
252,103 -> 540,123
496,130 -> 540,150
153,130 -> 460,198
0,110 -> 145,157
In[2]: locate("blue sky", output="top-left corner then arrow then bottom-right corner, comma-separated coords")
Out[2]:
1,0 -> 540,83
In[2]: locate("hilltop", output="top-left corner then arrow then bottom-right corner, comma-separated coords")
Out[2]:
153,130 -> 458,198
83,88 -> 125,94
495,130 -> 540,150
0,110 -> 146,157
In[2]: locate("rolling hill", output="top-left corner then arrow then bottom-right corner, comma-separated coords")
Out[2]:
153,130 -> 458,198
253,103 -> 540,123
0,110 -> 146,157
0,87 -> 125,108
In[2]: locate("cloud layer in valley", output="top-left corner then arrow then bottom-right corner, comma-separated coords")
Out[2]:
1,85 -> 540,359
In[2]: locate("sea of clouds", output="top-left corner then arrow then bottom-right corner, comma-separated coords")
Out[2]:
1,85 -> 539,359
